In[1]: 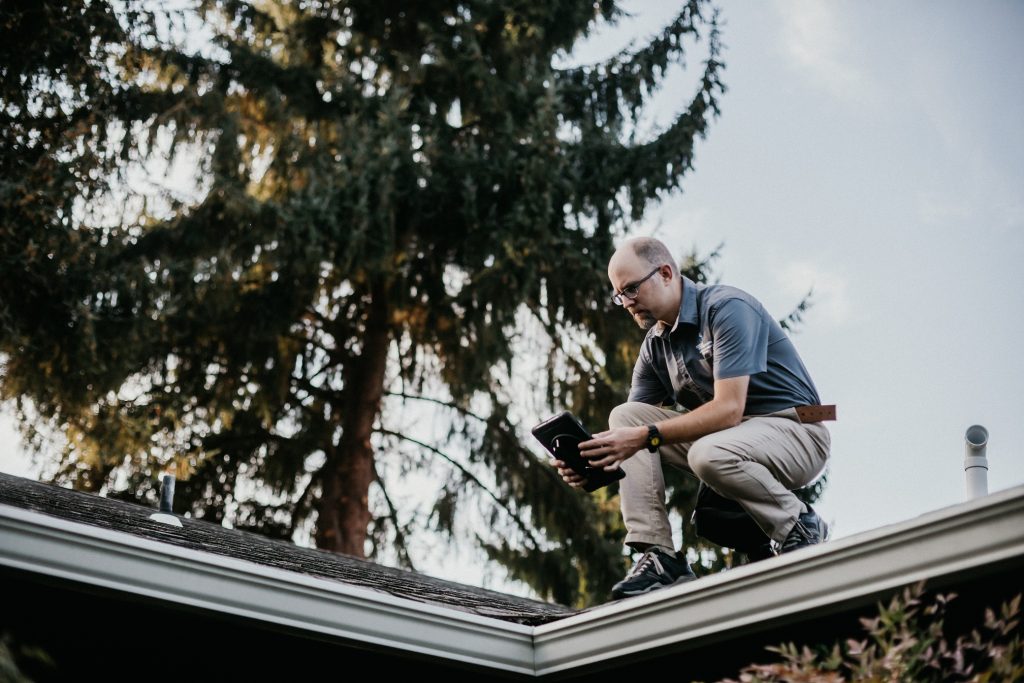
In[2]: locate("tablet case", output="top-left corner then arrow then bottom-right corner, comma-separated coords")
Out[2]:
532,411 -> 626,492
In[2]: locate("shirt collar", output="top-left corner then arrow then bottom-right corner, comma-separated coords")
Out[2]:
653,275 -> 699,338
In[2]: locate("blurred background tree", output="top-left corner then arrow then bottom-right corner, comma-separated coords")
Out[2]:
0,0 -> 820,607
0,0 -> 161,489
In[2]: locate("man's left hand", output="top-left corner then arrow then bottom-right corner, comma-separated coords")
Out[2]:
579,426 -> 648,470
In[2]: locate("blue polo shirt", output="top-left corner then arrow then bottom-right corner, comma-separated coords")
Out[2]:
627,276 -> 822,415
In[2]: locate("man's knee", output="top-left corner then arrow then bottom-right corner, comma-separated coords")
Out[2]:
688,439 -> 737,485
609,402 -> 653,428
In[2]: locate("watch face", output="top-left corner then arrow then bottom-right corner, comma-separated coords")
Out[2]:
647,425 -> 661,450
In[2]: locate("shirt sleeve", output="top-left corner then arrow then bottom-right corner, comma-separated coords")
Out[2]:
710,298 -> 769,380
627,339 -> 671,405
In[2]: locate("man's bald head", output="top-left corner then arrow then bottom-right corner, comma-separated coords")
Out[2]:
608,237 -> 678,276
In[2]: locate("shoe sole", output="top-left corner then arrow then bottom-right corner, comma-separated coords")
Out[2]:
612,574 -> 698,599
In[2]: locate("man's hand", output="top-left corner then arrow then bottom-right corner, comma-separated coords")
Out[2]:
551,425 -> 646,487
578,426 -> 648,471
554,375 -> 750,486
552,459 -> 586,489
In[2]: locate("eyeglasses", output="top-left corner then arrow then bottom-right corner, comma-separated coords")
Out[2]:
611,267 -> 662,306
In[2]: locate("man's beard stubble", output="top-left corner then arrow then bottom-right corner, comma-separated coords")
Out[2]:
634,311 -> 657,330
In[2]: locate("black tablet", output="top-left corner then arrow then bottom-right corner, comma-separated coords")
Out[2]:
532,411 -> 626,492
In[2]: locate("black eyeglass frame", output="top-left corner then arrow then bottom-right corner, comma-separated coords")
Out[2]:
611,267 -> 663,306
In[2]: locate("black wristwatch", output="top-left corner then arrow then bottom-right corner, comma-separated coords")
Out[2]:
645,424 -> 663,452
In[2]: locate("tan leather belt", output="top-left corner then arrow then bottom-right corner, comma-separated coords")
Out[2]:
795,404 -> 837,423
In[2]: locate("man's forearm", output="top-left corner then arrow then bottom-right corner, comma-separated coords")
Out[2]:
653,396 -> 744,445
579,376 -> 749,470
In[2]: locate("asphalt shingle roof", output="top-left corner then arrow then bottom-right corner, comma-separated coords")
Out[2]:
0,471 -> 577,625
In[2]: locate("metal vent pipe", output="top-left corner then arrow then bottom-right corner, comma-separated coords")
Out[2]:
964,425 -> 989,500
158,473 -> 175,513
149,473 -> 183,527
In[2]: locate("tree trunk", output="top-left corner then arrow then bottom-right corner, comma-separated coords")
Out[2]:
315,278 -> 390,556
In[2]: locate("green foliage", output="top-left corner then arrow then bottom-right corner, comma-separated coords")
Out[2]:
1,0 -> 747,606
713,582 -> 1024,683
0,1 -> 157,444
0,630 -> 54,683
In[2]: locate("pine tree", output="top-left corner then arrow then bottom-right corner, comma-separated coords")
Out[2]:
0,0 -> 160,490
1,1 -> 730,605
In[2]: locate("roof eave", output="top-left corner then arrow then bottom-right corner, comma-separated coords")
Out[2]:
3,484 -> 1023,677
0,504 -> 536,675
532,483 -> 1024,675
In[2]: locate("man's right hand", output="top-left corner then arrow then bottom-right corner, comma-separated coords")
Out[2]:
552,459 -> 585,489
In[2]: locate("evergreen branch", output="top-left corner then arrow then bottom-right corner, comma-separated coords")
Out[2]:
383,391 -> 489,425
287,331 -> 337,359
779,288 -> 814,334
384,389 -> 524,450
555,0 -> 707,125
303,362 -> 333,386
680,241 -> 725,284
558,0 -> 703,78
567,13 -> 725,218
291,377 -> 339,405
286,469 -> 320,539
375,428 -> 542,551
385,389 -> 564,491
302,305 -> 334,328
371,460 -> 416,571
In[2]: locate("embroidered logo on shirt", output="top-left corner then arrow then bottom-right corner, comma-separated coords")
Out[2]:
696,334 -> 713,360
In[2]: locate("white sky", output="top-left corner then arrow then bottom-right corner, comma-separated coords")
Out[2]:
3,1 -> 1023,594
585,0 -> 1024,538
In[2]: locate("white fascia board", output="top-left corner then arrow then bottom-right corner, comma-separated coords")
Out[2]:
3,485 -> 1024,678
531,484 -> 1024,676
0,504 -> 535,675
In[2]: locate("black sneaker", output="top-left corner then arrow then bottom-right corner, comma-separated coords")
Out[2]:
610,548 -> 697,600
744,542 -> 777,563
780,506 -> 829,553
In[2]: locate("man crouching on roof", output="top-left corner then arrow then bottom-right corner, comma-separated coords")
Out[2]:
553,237 -> 832,600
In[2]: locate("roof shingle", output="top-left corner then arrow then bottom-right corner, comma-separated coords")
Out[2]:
0,471 -> 577,625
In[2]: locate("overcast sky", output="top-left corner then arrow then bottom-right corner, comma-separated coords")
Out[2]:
582,0 -> 1024,541
2,1 -> 1022,594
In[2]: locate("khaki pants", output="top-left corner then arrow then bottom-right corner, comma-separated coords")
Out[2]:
610,402 -> 831,548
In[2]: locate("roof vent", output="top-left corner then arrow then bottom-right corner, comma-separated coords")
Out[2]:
149,473 -> 183,527
964,424 -> 989,500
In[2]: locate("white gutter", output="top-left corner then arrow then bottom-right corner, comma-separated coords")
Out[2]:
2,484 -> 1023,677
0,504 -> 535,676
533,483 -> 1024,675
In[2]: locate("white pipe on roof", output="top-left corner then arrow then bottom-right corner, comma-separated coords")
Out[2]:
964,424 -> 989,500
